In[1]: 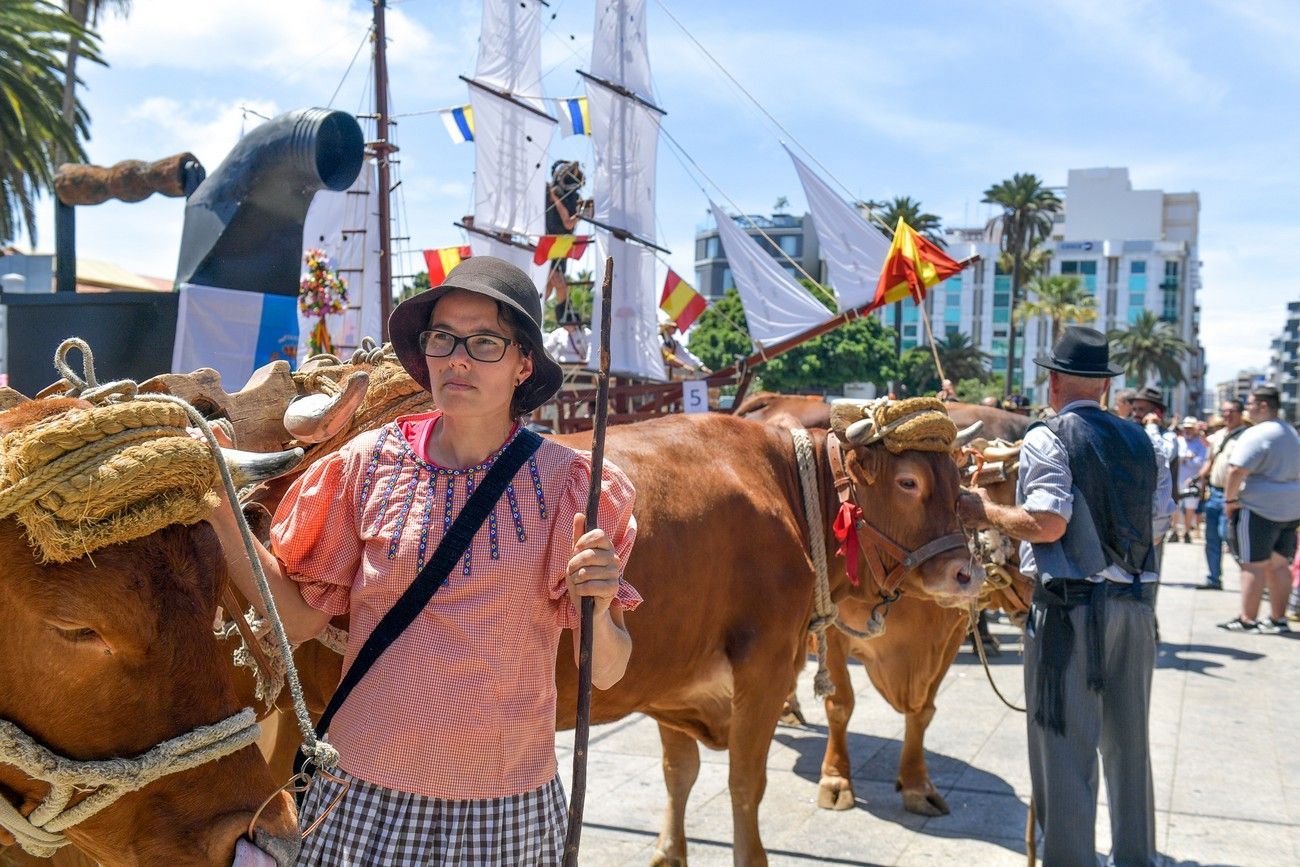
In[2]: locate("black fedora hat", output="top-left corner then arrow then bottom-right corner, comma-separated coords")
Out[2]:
1133,385 -> 1166,410
388,256 -> 562,414
1033,326 -> 1124,378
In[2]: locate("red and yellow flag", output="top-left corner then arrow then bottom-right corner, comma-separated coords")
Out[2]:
423,245 -> 472,285
532,234 -> 591,265
660,270 -> 708,332
870,218 -> 964,310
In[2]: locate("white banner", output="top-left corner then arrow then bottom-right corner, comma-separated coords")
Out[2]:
173,284 -> 298,387
708,200 -> 831,346
787,146 -> 892,311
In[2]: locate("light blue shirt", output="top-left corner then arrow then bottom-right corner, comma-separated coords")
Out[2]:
1017,400 -> 1175,584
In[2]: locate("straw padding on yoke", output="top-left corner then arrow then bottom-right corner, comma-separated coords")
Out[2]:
0,401 -> 218,563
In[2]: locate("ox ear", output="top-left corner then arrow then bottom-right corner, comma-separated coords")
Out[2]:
845,443 -> 881,486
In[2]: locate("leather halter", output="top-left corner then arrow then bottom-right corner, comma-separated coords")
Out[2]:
826,431 -> 969,598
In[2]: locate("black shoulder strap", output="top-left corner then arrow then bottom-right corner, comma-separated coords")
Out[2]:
310,427 -> 543,750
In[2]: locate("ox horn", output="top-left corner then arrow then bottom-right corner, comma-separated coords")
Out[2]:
845,417 -> 875,445
222,446 -> 306,488
983,443 -> 1022,462
954,420 -> 984,447
283,370 -> 369,444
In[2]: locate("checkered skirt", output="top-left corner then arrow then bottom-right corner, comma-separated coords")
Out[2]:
295,767 -> 567,865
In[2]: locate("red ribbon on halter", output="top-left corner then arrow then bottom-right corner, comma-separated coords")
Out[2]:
832,501 -> 863,587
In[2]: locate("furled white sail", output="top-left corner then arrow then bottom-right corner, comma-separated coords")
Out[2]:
709,200 -> 830,345
298,158 -> 383,362
586,0 -> 665,380
787,146 -> 892,311
467,0 -> 555,279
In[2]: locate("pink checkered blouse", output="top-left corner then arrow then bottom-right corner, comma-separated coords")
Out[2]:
270,411 -> 640,799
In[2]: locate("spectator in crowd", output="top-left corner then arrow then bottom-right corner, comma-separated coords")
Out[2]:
981,395 -> 1001,408
936,379 -> 958,402
1112,387 -> 1137,419
542,160 -> 589,321
1219,386 -> 1300,633
1171,417 -> 1208,543
1197,400 -> 1247,590
660,322 -> 710,379
543,307 -> 590,364
959,326 -> 1172,867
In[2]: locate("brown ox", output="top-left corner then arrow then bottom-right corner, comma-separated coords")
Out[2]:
816,437 -> 1032,817
736,391 -> 1031,443
0,399 -> 301,867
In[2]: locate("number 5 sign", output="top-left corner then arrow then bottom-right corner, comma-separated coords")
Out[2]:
681,380 -> 708,414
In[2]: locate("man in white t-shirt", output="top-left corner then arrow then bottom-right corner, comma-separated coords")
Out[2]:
543,308 -> 590,364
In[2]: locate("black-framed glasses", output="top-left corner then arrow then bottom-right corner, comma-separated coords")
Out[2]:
420,329 -> 514,362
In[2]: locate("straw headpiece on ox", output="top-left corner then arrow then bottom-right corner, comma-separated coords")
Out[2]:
828,397 -> 984,455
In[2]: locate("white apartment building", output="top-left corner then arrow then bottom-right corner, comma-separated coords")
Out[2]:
894,168 -> 1204,414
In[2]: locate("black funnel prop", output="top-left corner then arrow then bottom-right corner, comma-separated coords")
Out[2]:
176,108 -> 364,295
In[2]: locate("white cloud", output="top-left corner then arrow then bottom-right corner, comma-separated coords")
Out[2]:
126,97 -> 281,169
97,0 -> 448,83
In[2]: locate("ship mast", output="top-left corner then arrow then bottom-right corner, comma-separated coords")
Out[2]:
372,0 -> 394,340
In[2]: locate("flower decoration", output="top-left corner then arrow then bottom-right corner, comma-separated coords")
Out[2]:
298,248 -> 349,355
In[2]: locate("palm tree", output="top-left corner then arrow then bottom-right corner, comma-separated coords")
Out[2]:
0,1 -> 99,243
59,1 -> 128,161
1016,274 -> 1097,343
982,173 -> 1063,395
1109,310 -> 1191,386
863,195 -> 945,247
934,331 -> 990,383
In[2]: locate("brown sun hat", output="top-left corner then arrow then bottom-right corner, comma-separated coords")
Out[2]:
388,256 -> 562,413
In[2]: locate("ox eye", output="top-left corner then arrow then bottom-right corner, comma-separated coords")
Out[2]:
896,477 -> 919,492
49,624 -> 108,652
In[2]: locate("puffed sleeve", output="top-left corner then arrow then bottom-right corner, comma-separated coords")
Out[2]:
546,454 -> 641,629
269,443 -> 365,616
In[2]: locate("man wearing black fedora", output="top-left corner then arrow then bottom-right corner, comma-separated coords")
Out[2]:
960,326 -> 1172,866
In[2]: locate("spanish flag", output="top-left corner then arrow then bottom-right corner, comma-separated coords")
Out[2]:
870,218 -> 964,310
660,270 -> 708,332
554,97 -> 590,137
423,245 -> 472,285
532,235 -> 591,265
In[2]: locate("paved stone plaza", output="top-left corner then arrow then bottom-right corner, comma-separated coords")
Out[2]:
557,541 -> 1300,866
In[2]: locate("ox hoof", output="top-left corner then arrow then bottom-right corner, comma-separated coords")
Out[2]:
900,787 -> 950,817
650,849 -> 687,867
817,777 -> 856,811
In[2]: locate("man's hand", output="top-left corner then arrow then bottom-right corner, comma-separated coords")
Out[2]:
959,487 -> 993,528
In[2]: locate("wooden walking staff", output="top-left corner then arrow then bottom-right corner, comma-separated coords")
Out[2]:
563,256 -> 614,865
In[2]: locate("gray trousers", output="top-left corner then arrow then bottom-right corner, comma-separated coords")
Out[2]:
1024,590 -> 1159,867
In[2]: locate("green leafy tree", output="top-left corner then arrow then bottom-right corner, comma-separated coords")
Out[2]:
398,271 -> 430,303
687,286 -> 899,393
933,331 -> 990,382
0,0 -> 101,243
1016,274 -> 1097,343
955,373 -> 1006,403
982,173 -> 1063,394
898,346 -> 941,396
1109,310 -> 1191,386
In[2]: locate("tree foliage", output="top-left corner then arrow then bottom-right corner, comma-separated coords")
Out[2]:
933,331 -> 990,382
1016,274 -> 1097,343
687,286 -> 899,393
0,0 -> 101,243
1109,310 -> 1191,386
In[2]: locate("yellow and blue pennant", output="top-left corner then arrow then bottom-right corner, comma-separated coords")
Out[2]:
439,105 -> 475,144
554,97 -> 590,137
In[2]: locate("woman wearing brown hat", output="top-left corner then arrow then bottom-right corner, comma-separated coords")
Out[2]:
211,256 -> 640,864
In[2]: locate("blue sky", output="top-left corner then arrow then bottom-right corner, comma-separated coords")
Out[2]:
29,0 -> 1300,391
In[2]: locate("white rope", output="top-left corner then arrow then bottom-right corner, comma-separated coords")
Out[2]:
790,428 -> 835,699
0,710 -> 260,857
